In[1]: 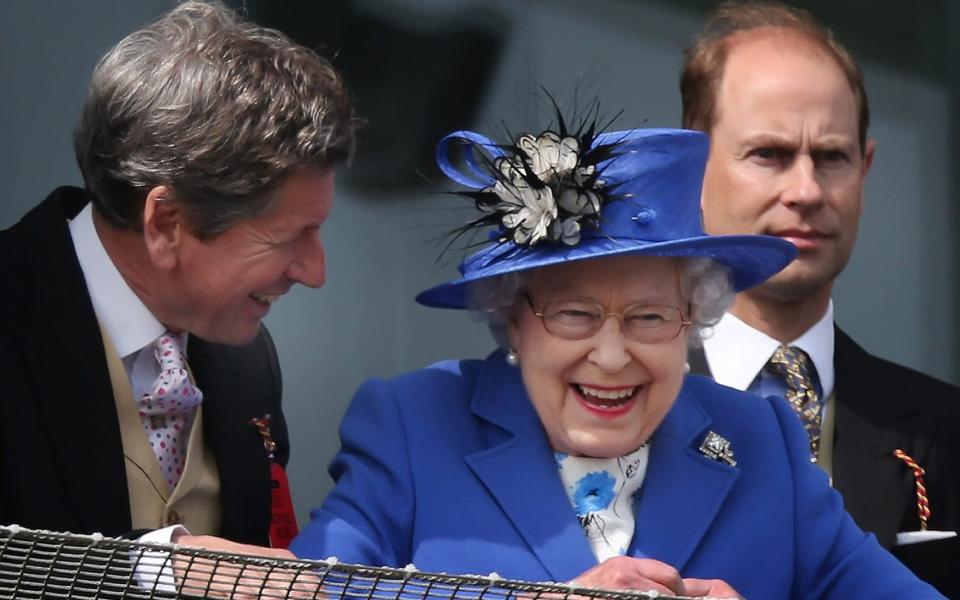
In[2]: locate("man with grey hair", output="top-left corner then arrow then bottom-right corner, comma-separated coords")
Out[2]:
681,0 -> 959,593
0,0 -> 356,558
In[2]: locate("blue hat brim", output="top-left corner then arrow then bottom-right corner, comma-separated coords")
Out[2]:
416,234 -> 796,309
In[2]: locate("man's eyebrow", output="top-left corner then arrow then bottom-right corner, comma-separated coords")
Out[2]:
738,132 -> 797,147
811,135 -> 857,149
733,133 -> 798,157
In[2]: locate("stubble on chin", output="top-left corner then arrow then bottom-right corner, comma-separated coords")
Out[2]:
739,259 -> 842,318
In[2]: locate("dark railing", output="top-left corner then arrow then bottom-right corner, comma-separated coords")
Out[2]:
0,525 -> 695,600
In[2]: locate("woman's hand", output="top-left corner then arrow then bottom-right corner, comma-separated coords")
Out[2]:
682,577 -> 743,599
571,557 -> 742,599
571,556 -> 686,596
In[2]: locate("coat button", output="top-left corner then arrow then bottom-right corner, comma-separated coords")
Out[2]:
164,511 -> 183,526
632,207 -> 657,225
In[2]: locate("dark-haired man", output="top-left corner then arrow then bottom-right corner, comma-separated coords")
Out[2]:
0,0 -> 356,556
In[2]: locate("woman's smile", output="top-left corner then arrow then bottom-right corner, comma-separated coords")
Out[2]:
572,383 -> 641,418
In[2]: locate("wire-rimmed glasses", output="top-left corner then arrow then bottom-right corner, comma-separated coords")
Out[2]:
526,294 -> 691,343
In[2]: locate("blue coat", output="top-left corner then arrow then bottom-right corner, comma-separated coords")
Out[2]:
292,351 -> 941,599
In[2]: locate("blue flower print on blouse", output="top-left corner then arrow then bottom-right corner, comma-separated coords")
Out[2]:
572,471 -> 616,516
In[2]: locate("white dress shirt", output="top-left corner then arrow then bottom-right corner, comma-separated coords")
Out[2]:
701,301 -> 835,406
68,204 -> 188,556
68,204 -> 189,396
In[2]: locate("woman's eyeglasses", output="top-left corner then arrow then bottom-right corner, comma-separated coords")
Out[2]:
526,294 -> 691,343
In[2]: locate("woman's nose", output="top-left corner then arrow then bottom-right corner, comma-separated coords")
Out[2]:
587,316 -> 631,372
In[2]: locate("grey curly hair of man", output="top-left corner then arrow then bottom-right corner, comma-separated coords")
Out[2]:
467,257 -> 734,349
74,0 -> 359,237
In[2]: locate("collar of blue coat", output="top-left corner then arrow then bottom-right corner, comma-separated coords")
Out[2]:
463,350 -> 740,580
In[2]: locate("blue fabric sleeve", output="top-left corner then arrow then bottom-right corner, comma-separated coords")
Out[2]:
290,378 -> 415,566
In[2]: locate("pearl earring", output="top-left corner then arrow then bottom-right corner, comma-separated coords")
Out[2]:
506,349 -> 520,367
683,361 -> 691,374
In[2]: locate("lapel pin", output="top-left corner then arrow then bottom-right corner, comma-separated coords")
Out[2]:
250,414 -> 300,548
250,414 -> 278,459
699,430 -> 737,467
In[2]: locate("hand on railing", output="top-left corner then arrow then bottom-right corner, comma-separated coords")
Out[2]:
571,557 -> 741,599
173,535 -> 322,599
0,525 -> 710,600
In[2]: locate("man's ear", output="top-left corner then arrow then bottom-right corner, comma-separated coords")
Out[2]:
862,138 -> 876,175
142,186 -> 183,270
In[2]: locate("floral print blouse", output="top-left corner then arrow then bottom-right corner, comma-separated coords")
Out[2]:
555,444 -> 650,562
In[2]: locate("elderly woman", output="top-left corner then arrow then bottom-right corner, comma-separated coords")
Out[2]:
291,125 -> 941,598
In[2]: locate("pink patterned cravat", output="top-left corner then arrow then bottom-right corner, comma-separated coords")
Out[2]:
137,333 -> 203,491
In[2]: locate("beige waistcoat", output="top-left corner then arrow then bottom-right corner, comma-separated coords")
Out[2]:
99,323 -> 223,534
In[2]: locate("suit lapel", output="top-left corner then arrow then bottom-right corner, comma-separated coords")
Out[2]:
466,427 -> 598,581
21,190 -> 131,535
189,334 -> 273,544
832,327 -> 917,547
465,356 -> 596,581
629,385 -> 739,570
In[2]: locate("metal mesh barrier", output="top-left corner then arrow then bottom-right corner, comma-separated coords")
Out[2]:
0,525 -> 700,600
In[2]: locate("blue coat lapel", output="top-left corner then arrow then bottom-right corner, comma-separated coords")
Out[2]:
465,359 -> 739,578
629,383 -> 740,571
465,355 -> 597,581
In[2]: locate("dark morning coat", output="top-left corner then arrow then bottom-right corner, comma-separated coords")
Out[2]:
0,187 -> 288,545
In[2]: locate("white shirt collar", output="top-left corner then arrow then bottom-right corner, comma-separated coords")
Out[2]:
68,203 -> 167,359
702,301 -> 835,400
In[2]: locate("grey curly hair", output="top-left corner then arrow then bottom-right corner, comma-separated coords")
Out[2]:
74,0 -> 359,237
467,257 -> 734,348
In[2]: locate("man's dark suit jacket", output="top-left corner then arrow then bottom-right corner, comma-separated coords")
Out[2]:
690,327 -> 960,596
0,187 -> 289,545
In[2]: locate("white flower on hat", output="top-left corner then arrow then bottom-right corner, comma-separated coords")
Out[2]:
486,180 -> 558,245
549,217 -> 582,245
481,129 -> 605,247
517,132 -> 579,180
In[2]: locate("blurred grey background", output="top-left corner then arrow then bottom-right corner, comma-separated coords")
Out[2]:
2,0 -> 957,524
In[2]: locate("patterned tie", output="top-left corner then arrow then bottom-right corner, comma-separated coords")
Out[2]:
137,333 -> 203,490
766,345 -> 822,462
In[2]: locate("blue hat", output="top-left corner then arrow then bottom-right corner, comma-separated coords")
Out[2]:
416,127 -> 796,309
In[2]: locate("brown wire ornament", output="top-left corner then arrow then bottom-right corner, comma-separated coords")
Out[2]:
250,414 -> 278,460
893,448 -> 930,531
